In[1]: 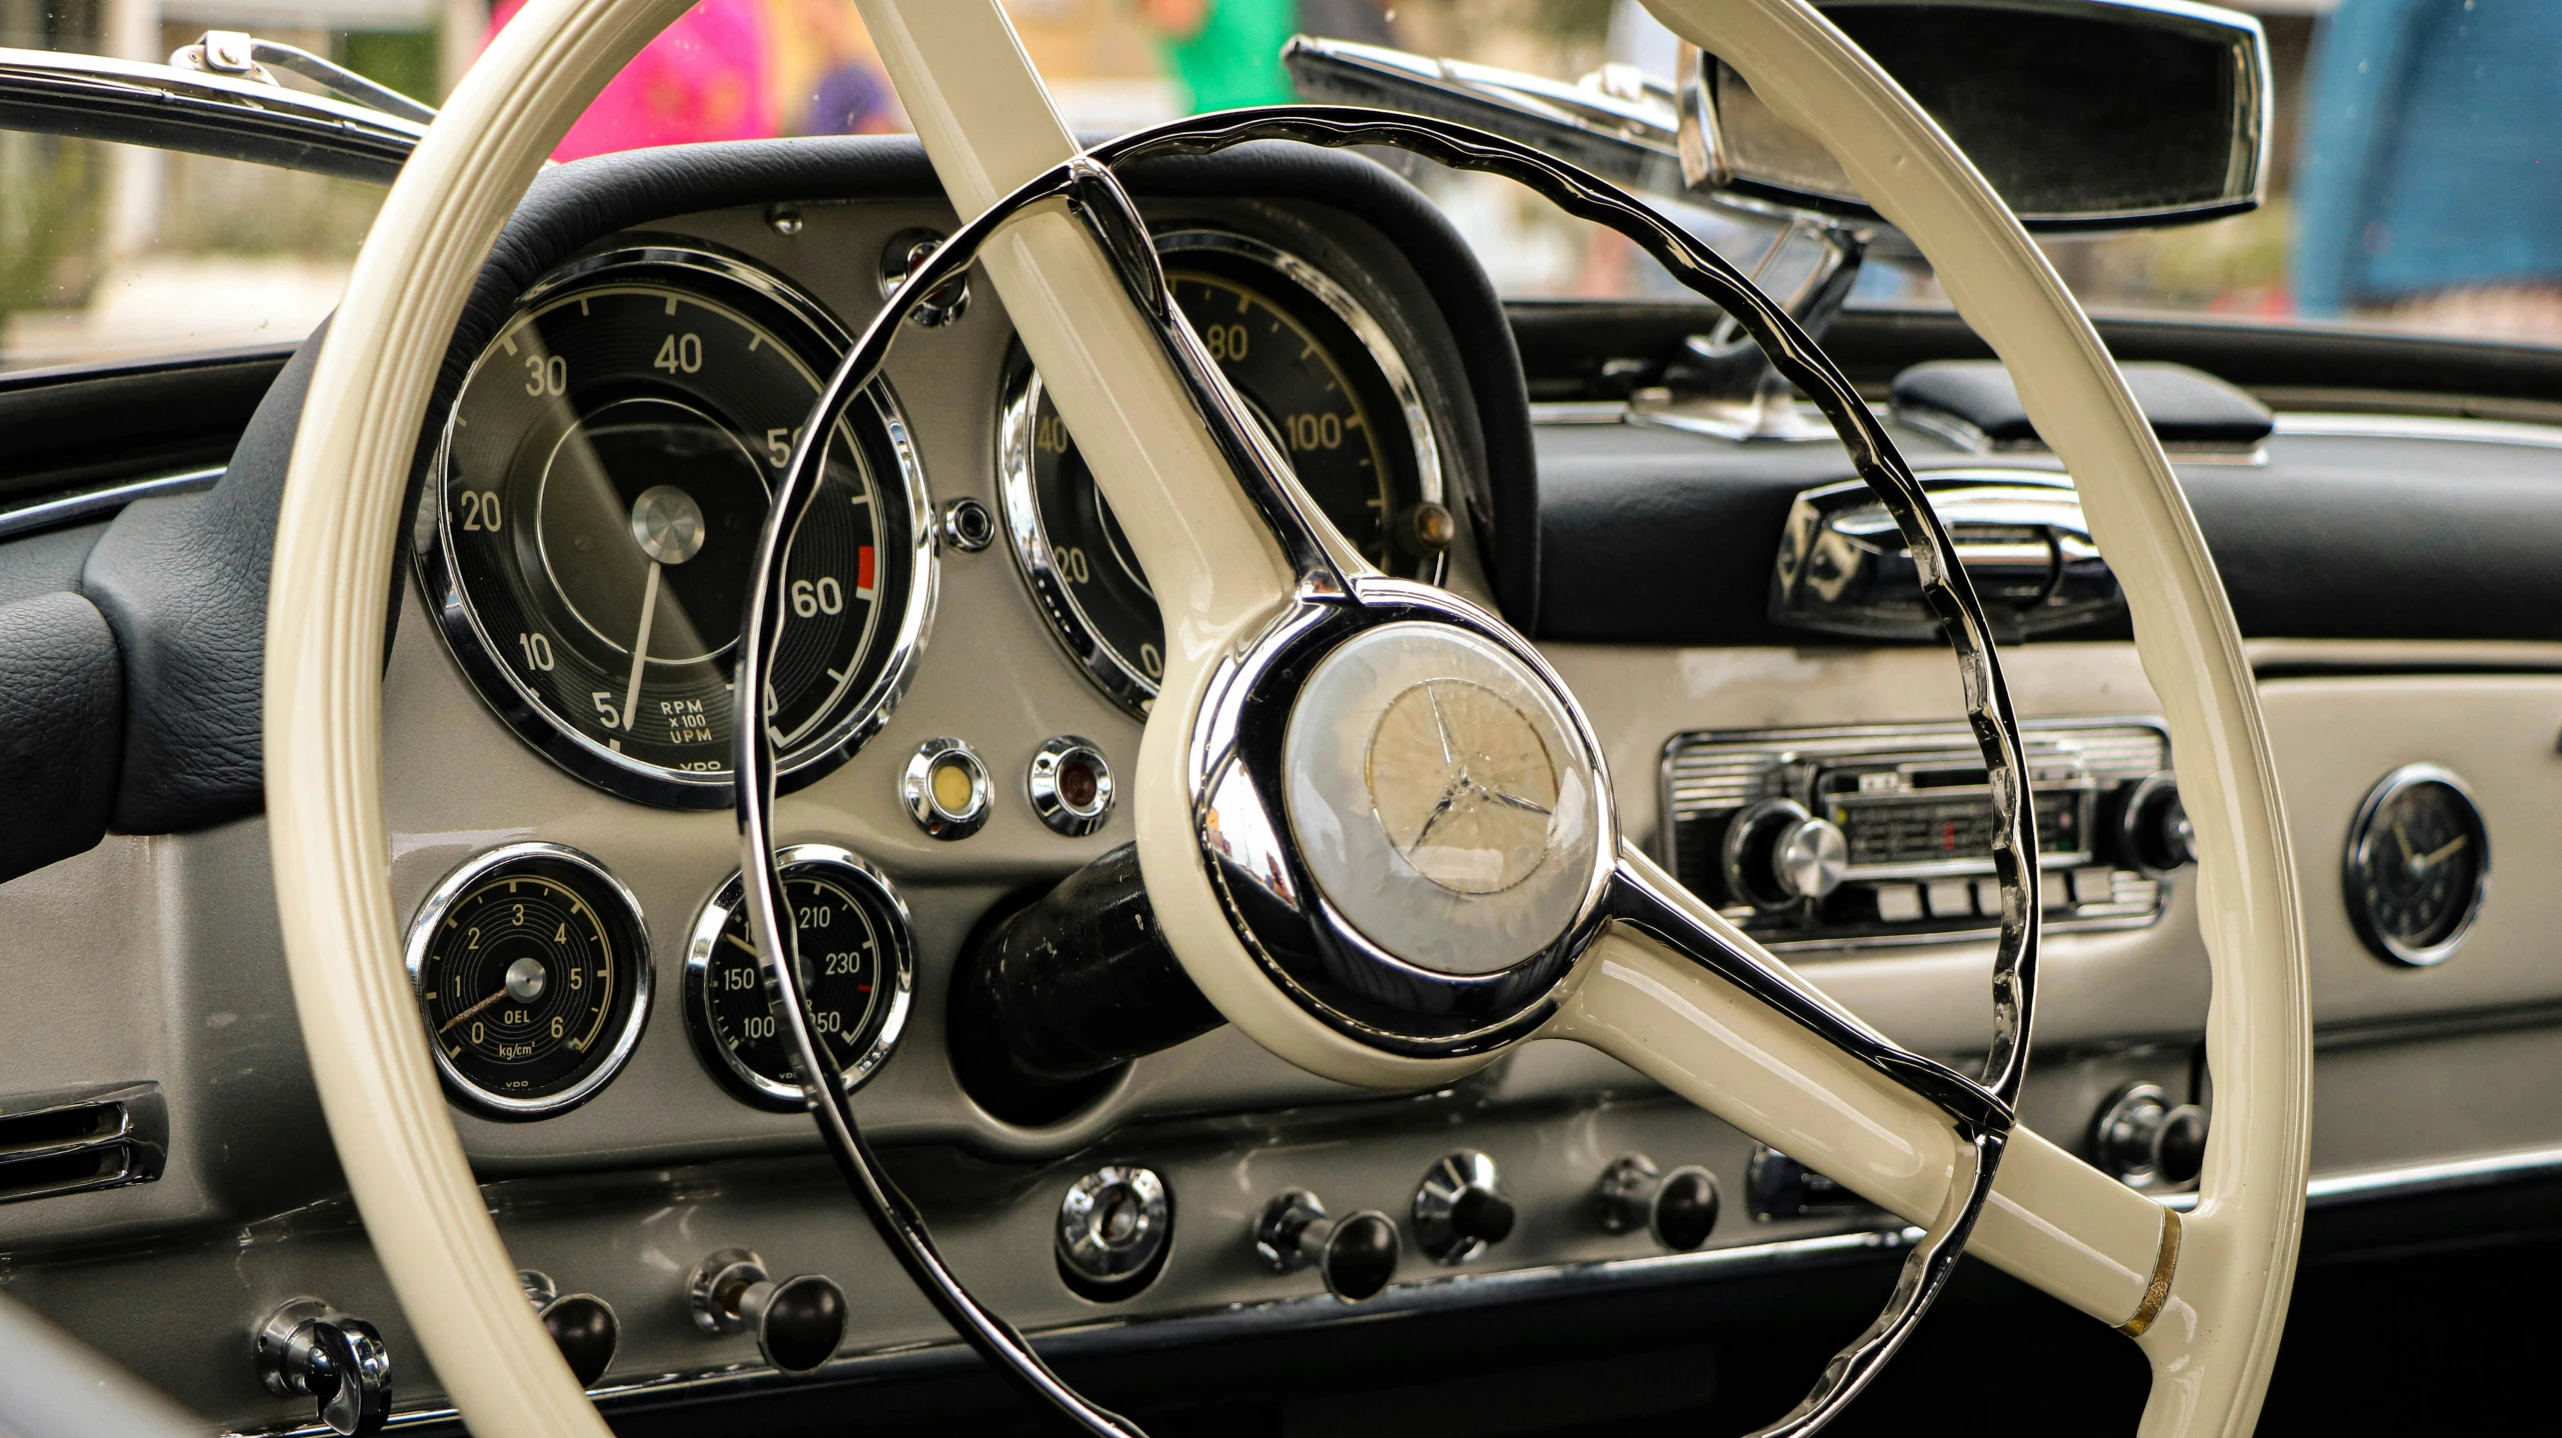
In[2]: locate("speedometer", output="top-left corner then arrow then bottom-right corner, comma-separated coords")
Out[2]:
998,231 -> 1447,715
420,247 -> 933,808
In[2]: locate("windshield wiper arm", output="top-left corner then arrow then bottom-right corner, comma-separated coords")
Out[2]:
170,30 -> 438,127
0,44 -> 423,183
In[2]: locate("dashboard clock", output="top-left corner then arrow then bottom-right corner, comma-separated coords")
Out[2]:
684,845 -> 916,1110
2343,764 -> 2490,967
420,245 -> 935,809
406,843 -> 653,1119
999,230 -> 1448,716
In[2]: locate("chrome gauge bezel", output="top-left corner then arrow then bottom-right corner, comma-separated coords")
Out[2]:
402,841 -> 654,1120
416,244 -> 939,809
998,229 -> 1447,718
683,843 -> 918,1110
2343,762 -> 2492,968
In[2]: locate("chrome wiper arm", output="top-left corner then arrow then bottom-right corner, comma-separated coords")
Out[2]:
171,30 -> 438,126
0,45 -> 423,183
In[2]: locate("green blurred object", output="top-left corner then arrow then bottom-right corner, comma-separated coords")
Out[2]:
1162,0 -> 1298,112
341,29 -> 438,105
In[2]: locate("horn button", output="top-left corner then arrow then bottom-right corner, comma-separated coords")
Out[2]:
1273,620 -> 1605,982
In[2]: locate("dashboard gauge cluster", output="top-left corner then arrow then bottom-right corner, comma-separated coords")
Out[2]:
684,845 -> 917,1110
420,246 -> 934,809
1000,230 -> 1449,716
409,841 -> 918,1119
405,843 -> 653,1119
2344,764 -> 2490,967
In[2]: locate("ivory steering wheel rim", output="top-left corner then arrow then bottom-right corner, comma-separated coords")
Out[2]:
263,3 -> 2309,1436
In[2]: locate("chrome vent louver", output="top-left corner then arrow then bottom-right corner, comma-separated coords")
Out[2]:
0,1084 -> 166,1204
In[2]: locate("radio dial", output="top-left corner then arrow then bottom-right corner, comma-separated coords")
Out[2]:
1722,798 -> 1848,909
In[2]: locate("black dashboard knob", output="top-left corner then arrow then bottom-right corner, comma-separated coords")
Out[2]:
685,1248 -> 846,1375
1414,1150 -> 1514,1264
537,1293 -> 619,1388
2115,772 -> 2196,875
1450,1186 -> 1516,1245
748,1273 -> 848,1376
1321,1212 -> 1402,1303
2153,1105 -> 2209,1186
1651,1166 -> 1722,1251
1594,1155 -> 1723,1251
1255,1190 -> 1401,1302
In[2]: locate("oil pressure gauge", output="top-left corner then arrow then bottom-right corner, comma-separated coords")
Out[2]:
684,845 -> 916,1110
406,843 -> 653,1119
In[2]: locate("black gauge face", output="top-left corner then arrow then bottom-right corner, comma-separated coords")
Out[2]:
429,249 -> 926,807
408,846 -> 651,1118
685,849 -> 915,1110
2346,767 -> 2489,965
1003,235 -> 1440,713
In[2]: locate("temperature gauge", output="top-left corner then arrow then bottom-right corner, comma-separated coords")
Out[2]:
684,845 -> 916,1110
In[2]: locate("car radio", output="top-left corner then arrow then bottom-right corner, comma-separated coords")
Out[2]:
1659,718 -> 2188,950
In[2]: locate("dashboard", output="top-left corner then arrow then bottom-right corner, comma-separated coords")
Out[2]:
5,134 -> 2562,1434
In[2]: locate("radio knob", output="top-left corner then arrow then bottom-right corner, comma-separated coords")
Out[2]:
1723,798 -> 1848,909
2115,772 -> 2195,875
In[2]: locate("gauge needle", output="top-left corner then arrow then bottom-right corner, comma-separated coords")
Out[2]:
2392,818 -> 2417,869
2416,834 -> 2470,872
440,987 -> 509,1033
620,560 -> 661,732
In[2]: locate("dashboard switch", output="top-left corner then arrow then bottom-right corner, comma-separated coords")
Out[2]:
1413,1150 -> 1515,1264
2093,1082 -> 2208,1189
1747,1146 -> 1862,1220
902,738 -> 992,840
686,1248 -> 847,1375
1723,798 -> 1848,909
1055,1164 -> 1172,1300
1593,1154 -> 1722,1251
2113,773 -> 2196,876
518,1271 -> 618,1387
1255,1189 -> 1400,1302
255,1298 -> 391,1437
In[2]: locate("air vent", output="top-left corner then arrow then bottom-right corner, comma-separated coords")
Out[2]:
0,1084 -> 165,1204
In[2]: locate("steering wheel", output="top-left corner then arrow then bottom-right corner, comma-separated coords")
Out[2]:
264,1 -> 2309,1435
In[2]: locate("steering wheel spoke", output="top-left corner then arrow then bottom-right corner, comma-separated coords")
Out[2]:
1556,845 -> 2173,1333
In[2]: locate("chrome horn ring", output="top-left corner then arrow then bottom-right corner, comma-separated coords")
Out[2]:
734,107 -> 2040,1438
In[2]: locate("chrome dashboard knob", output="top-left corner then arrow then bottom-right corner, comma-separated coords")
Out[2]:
1723,798 -> 1848,909
1413,1150 -> 1515,1265
687,1248 -> 848,1375
1254,1189 -> 1400,1302
254,1298 -> 391,1437
1593,1154 -> 1722,1251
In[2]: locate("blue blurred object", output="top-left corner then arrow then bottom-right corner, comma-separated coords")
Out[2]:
2296,0 -> 2562,317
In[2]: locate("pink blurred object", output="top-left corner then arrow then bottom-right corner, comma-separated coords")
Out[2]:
486,0 -> 777,161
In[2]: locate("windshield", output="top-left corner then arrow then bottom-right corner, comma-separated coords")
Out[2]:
6,0 -> 2549,373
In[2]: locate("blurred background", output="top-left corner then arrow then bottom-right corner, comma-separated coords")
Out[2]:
5,0 -> 2555,372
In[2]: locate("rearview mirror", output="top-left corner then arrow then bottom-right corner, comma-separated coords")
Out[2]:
1286,0 -> 2268,233
1687,0 -> 2268,231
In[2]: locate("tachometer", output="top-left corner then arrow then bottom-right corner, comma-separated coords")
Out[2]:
405,843 -> 652,1119
421,246 -> 932,807
999,231 -> 1446,715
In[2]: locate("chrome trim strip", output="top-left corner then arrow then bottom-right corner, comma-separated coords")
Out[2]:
0,46 -> 421,183
224,1224 -> 1928,1437
2275,411 -> 2562,451
0,467 -> 224,542
2305,1144 -> 2562,1207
